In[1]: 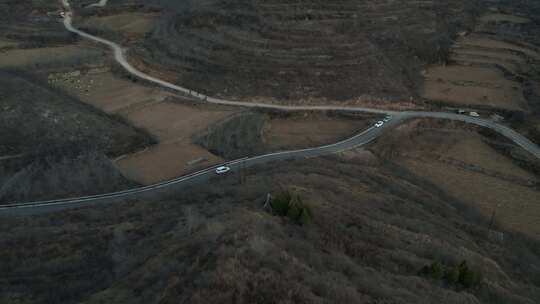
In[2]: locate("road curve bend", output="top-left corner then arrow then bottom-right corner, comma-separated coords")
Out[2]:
2,1 -> 536,214
60,0 -> 540,158
58,0 -> 540,158
0,117 -> 402,215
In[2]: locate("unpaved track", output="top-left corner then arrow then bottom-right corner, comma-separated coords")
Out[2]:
2,0 -> 536,215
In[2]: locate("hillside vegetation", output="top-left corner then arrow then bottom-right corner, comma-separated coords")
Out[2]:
1,155 -> 540,303
0,71 -> 154,202
131,0 -> 479,102
0,71 -> 153,157
0,0 -> 75,48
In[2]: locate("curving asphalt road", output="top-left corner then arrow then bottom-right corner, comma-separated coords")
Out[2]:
1,0 -> 537,215
0,117 -> 402,215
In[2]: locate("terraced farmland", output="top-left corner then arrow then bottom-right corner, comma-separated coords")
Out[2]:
0,0 -> 75,48
131,0 -> 476,103
422,1 -> 540,112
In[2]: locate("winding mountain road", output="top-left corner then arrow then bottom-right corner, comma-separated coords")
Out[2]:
58,0 -> 540,157
0,118 -> 401,215
1,0 -> 538,215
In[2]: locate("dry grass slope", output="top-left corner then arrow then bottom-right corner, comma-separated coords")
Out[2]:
1,155 -> 539,303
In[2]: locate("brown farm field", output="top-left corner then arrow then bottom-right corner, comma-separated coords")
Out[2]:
0,43 -> 105,69
404,160 -> 540,238
78,12 -> 158,36
263,113 -> 377,151
115,140 -> 224,185
117,102 -> 235,184
50,68 -> 237,184
373,118 -> 540,239
123,101 -> 233,143
48,67 -> 378,186
422,65 -> 527,111
421,10 -> 540,112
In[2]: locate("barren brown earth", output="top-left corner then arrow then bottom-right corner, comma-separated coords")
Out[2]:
372,118 -> 540,239
262,112 -> 377,151
421,2 -> 540,113
50,68 -> 237,184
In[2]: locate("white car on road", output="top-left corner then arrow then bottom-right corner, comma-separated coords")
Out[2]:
215,166 -> 231,174
375,121 -> 384,128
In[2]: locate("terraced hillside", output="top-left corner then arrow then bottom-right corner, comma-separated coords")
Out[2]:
131,0 -> 477,103
0,0 -> 75,49
422,0 -> 540,112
